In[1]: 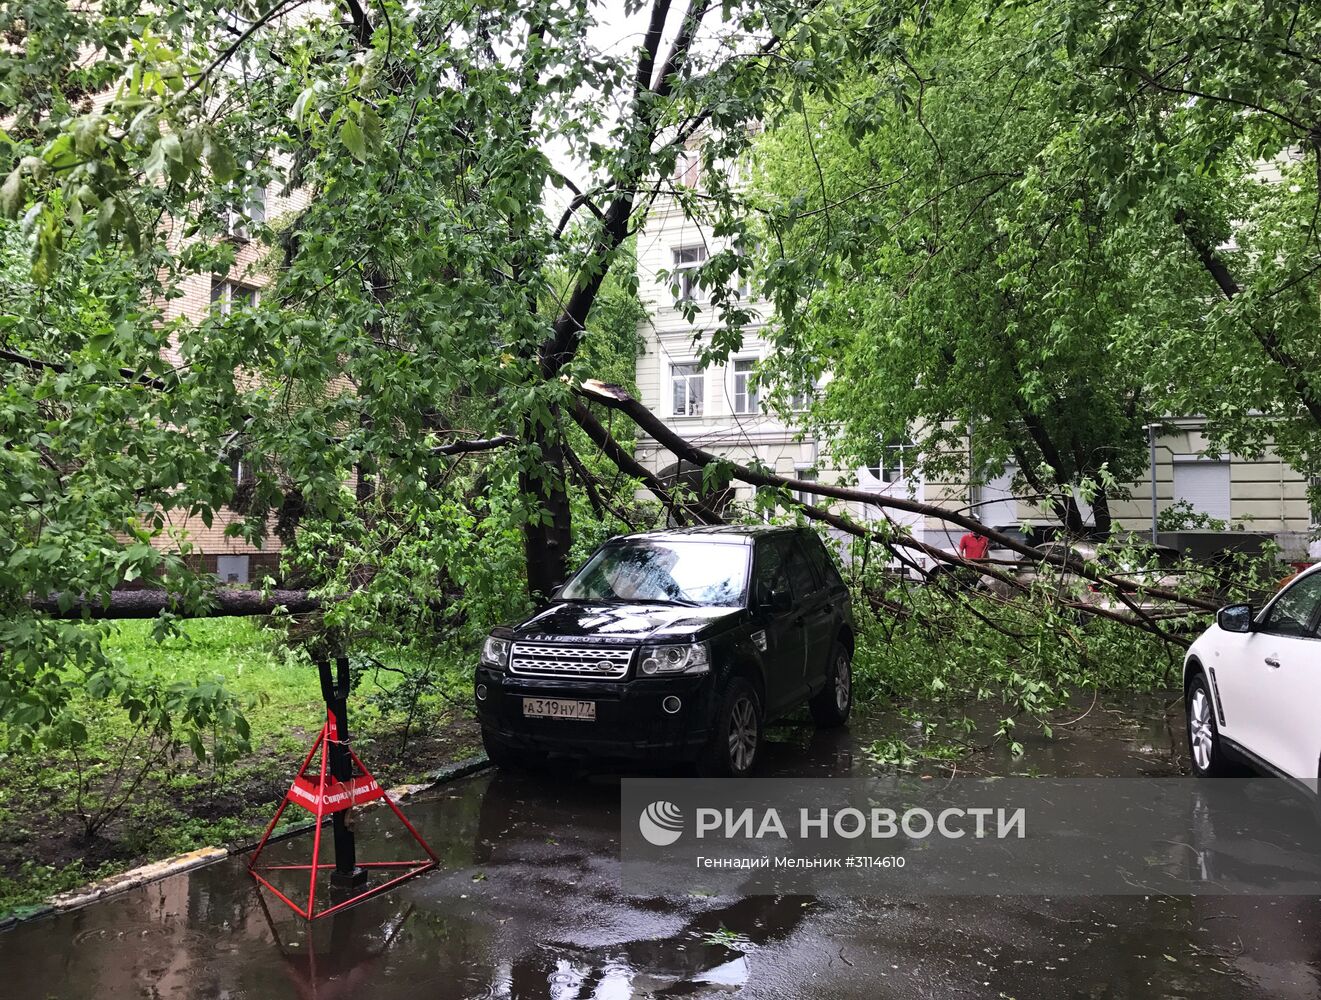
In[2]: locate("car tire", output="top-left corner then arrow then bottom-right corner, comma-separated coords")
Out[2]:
482,727 -> 539,771
697,678 -> 762,778
809,645 -> 852,728
1186,673 -> 1232,777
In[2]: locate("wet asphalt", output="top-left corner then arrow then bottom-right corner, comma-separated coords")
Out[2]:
3,698 -> 1321,999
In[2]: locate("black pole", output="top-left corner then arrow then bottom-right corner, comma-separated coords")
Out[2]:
317,653 -> 368,888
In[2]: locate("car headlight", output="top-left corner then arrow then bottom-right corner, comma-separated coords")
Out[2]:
481,635 -> 511,670
639,642 -> 710,676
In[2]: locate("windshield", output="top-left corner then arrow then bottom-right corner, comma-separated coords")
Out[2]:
560,540 -> 750,607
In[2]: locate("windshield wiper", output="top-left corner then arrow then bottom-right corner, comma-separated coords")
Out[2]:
617,597 -> 701,608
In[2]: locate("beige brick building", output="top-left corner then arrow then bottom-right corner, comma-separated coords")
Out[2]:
152,178 -> 310,584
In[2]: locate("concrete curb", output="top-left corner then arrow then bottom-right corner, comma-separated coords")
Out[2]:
1,753 -> 490,927
45,847 -> 229,913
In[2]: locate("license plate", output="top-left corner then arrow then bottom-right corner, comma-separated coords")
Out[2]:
523,697 -> 596,721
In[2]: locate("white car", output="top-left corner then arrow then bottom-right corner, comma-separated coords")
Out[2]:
1184,563 -> 1321,783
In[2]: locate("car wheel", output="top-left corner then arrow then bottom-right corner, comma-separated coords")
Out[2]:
1186,674 -> 1231,777
809,645 -> 852,728
697,678 -> 762,778
482,727 -> 539,771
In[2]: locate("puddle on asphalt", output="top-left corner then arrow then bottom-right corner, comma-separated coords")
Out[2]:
3,694 -> 1321,999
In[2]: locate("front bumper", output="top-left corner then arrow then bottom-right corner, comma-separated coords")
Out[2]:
473,666 -> 716,760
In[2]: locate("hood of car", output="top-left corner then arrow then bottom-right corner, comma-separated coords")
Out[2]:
511,601 -> 744,643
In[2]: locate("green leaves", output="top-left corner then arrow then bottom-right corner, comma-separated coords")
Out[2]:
202,133 -> 238,183
0,168 -> 23,219
0,0 -> 856,761
291,86 -> 317,126
752,0 -> 1321,529
339,116 -> 367,162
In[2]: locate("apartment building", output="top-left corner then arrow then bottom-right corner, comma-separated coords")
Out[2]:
631,187 -> 926,550
633,191 -> 1318,567
923,424 -> 1317,561
155,178 -> 309,584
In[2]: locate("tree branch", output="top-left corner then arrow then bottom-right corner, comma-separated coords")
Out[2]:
1175,209 -> 1321,427
570,398 -> 717,525
430,435 -> 515,456
342,0 -> 374,47
575,378 -> 1220,614
1,347 -> 169,390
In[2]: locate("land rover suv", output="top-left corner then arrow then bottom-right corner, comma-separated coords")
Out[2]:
473,526 -> 855,777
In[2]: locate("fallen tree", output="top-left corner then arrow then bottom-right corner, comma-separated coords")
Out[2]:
29,588 -> 322,619
29,378 -> 1220,637
569,378 -> 1222,632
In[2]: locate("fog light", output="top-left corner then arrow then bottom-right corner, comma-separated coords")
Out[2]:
662,696 -> 681,715
476,683 -> 488,701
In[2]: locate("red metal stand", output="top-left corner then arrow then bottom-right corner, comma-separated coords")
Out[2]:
248,708 -> 439,920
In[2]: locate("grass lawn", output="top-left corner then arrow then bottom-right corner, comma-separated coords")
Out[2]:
0,618 -> 479,914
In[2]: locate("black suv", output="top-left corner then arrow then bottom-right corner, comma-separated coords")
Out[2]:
473,526 -> 855,777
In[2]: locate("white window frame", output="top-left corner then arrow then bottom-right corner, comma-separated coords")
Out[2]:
670,362 -> 705,417
224,183 -> 266,241
211,279 -> 259,316
673,148 -> 701,188
790,383 -> 818,412
793,465 -> 818,505
672,245 -> 707,303
867,438 -> 914,484
732,358 -> 760,415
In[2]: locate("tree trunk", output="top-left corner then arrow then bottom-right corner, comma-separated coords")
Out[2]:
519,407 -> 574,601
31,588 -> 321,619
1060,494 -> 1085,534
1092,486 -> 1113,535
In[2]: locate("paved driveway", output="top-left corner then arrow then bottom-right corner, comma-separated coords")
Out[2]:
3,698 -> 1320,998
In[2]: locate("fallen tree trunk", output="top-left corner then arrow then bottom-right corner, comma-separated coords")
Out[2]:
573,378 -> 1220,618
570,400 -> 722,526
29,588 -> 322,620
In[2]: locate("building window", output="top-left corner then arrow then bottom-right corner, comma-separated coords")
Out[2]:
216,554 -> 250,585
224,184 -> 266,241
229,450 -> 252,485
793,466 -> 818,505
672,246 -> 707,302
731,256 -> 751,301
671,363 -> 705,417
732,359 -> 759,415
867,438 -> 913,483
1172,457 -> 1231,522
211,279 -> 259,315
673,149 -> 700,189
790,383 -> 818,411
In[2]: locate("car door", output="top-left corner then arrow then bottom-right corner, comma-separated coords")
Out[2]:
791,533 -> 838,693
751,536 -> 808,717
1245,572 -> 1321,783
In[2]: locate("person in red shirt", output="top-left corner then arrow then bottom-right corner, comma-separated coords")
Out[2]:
958,530 -> 990,560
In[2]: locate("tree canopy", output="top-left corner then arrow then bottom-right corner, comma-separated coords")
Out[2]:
753,0 -> 1321,526
0,0 -> 844,742
1,0 -> 1319,751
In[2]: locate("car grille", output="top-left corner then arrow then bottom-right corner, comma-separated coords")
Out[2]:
508,643 -> 633,679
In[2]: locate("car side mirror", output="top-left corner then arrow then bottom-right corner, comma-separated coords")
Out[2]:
1216,604 -> 1254,633
763,587 -> 793,614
